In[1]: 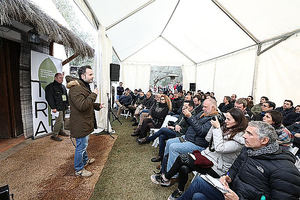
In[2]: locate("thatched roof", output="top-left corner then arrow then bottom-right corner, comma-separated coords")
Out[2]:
0,0 -> 94,58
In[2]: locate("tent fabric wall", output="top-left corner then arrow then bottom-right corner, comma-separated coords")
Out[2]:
255,34 -> 300,107
213,47 -> 257,104
120,62 -> 151,92
95,26 -> 113,131
181,65 -> 196,91
196,62 -> 216,93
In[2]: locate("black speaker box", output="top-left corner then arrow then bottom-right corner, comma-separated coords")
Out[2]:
189,83 -> 196,91
110,63 -> 120,81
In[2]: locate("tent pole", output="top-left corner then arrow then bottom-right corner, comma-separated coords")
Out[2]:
251,45 -> 261,101
160,0 -> 180,35
106,0 -> 155,31
121,37 -> 159,62
211,0 -> 260,44
161,36 -> 196,65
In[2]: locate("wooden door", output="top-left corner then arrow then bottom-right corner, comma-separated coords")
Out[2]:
0,38 -> 23,138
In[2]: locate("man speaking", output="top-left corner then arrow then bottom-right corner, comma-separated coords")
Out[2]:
67,65 -> 103,177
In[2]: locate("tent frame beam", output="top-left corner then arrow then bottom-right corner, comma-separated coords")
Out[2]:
161,35 -> 196,65
160,0 -> 180,36
106,0 -> 155,31
212,0 -> 260,44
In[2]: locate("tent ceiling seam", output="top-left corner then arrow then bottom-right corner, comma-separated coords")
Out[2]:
81,0 -> 100,29
160,0 -> 180,36
211,0 -> 260,44
161,35 -> 196,64
105,0 -> 155,31
121,36 -> 159,62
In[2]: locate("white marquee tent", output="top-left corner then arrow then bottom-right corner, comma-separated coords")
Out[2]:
73,0 -> 300,130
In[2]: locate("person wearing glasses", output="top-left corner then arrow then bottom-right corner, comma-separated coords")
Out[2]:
133,94 -> 172,139
252,100 -> 276,121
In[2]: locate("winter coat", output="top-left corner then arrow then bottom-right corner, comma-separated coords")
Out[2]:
228,145 -> 300,200
172,98 -> 182,114
119,94 -> 132,106
201,127 -> 245,176
66,77 -> 100,138
45,80 -> 69,111
185,111 -> 218,148
149,102 -> 169,128
142,96 -> 155,109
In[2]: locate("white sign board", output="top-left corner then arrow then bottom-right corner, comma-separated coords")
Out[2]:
31,51 -> 62,138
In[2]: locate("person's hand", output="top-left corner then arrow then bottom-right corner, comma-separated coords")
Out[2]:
52,109 -> 57,113
211,116 -> 220,128
224,187 -> 239,200
294,133 -> 300,138
100,103 -> 105,109
175,125 -> 182,132
93,88 -> 98,95
220,175 -> 231,187
182,109 -> 192,118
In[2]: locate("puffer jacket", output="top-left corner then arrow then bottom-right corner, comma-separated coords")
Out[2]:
66,76 -> 100,138
201,127 -> 245,176
228,145 -> 300,200
185,111 -> 218,148
149,102 -> 169,128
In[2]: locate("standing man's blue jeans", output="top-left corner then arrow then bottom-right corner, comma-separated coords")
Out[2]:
147,127 -> 177,158
74,135 -> 89,172
178,176 -> 225,200
164,137 -> 205,173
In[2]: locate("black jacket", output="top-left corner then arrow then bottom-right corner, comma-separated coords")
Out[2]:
45,80 -> 68,111
142,96 -> 155,109
149,102 -> 169,128
228,147 -> 300,200
172,98 -> 182,114
117,86 -> 124,95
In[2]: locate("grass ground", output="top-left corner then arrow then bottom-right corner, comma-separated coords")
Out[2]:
90,117 -> 178,200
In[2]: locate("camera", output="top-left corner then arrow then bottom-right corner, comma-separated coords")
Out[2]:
212,112 -> 226,126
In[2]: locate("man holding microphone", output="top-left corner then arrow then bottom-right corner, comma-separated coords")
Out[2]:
67,65 -> 104,177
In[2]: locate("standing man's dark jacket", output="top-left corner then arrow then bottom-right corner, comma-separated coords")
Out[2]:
66,77 -> 100,138
45,80 -> 69,111
117,86 -> 124,96
227,145 -> 300,200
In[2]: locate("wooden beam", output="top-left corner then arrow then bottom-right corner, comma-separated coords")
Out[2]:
62,53 -> 79,66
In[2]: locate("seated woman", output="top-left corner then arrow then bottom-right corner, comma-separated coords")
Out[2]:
132,94 -> 172,139
263,110 -> 293,149
151,108 -> 247,200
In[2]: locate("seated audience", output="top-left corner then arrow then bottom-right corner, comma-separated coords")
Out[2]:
252,100 -> 276,121
263,110 -> 293,149
138,100 -> 195,162
171,93 -> 182,115
177,121 -> 300,200
133,91 -> 155,127
115,88 -> 132,116
275,100 -> 295,124
192,95 -> 203,114
160,98 -> 219,176
283,104 -> 300,126
131,94 -> 171,138
151,108 -> 247,200
251,96 -> 269,116
218,96 -> 233,113
234,98 -> 253,120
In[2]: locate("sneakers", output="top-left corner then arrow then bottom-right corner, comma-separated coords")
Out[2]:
167,189 -> 183,200
75,168 -> 93,177
137,137 -> 149,144
50,135 -> 62,141
151,156 -> 162,162
150,174 -> 171,187
84,158 -> 95,167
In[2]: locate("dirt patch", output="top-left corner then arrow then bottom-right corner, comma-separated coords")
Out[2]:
0,134 -> 116,200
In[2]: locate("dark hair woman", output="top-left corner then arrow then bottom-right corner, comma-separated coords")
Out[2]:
151,108 -> 247,199
263,110 -> 293,148
134,94 -> 172,139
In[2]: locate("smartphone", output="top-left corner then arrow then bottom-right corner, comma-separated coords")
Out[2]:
179,136 -> 185,143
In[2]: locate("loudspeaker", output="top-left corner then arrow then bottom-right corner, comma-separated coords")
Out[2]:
110,63 -> 120,81
189,83 -> 196,91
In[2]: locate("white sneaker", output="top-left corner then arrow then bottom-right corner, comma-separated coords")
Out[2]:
75,169 -> 93,177
84,158 -> 95,167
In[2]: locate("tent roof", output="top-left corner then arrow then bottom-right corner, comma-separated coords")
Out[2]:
83,0 -> 300,65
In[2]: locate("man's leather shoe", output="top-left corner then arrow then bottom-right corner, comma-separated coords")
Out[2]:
59,131 -> 69,137
151,156 -> 162,162
131,132 -> 139,137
